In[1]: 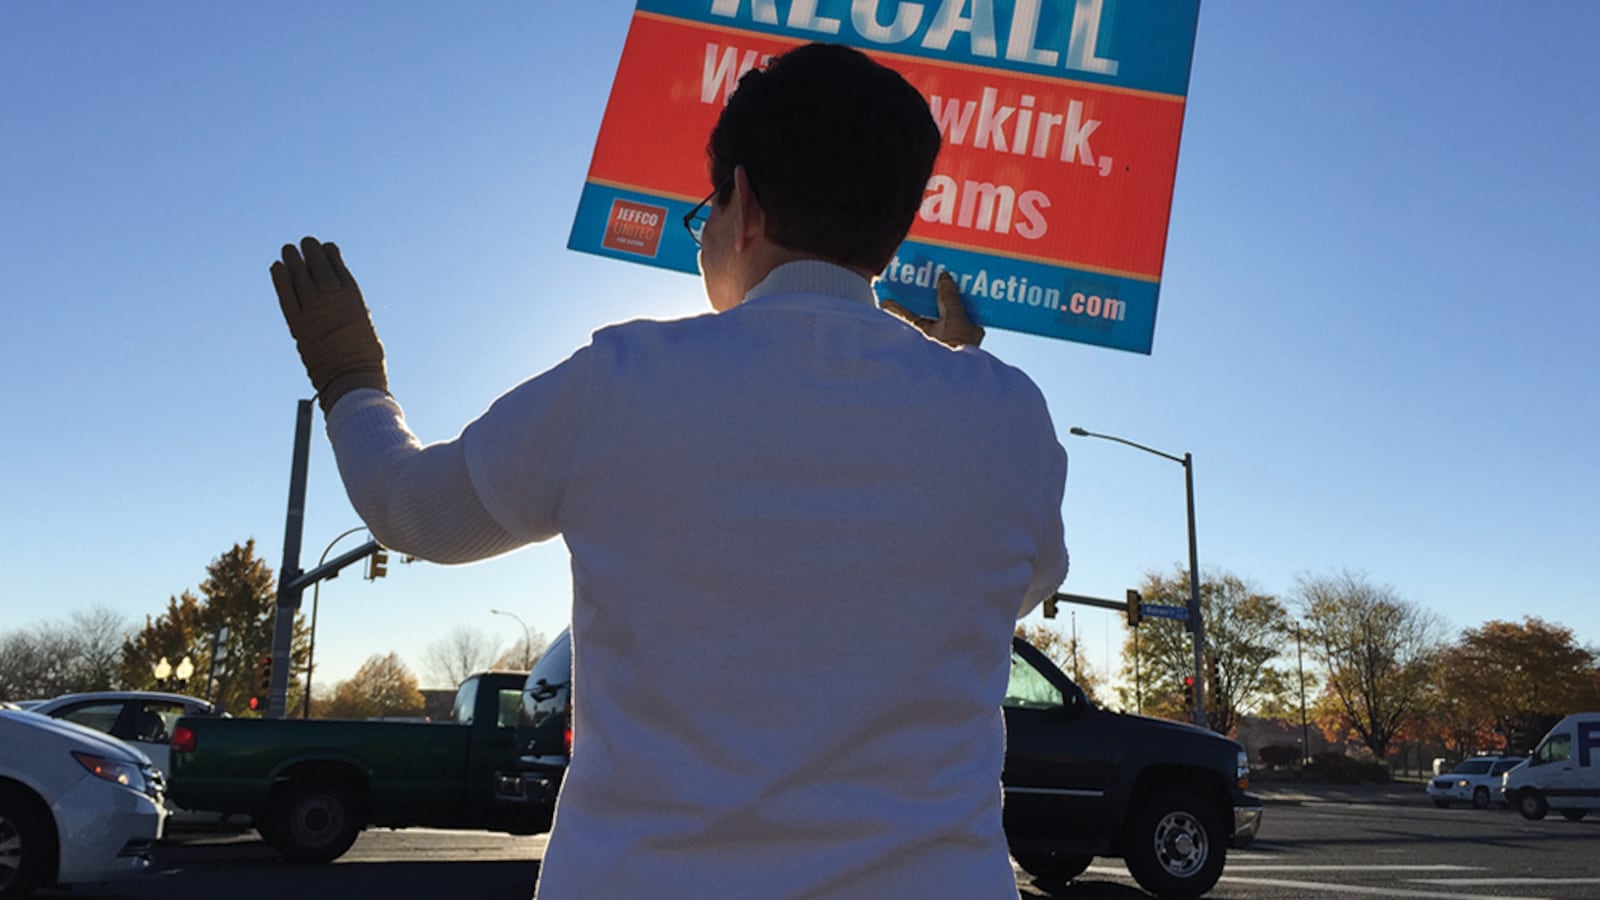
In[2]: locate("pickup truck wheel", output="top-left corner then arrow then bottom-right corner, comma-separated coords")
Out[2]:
1012,850 -> 1093,889
1124,790 -> 1226,899
1516,790 -> 1548,821
1472,787 -> 1491,810
265,783 -> 361,864
0,785 -> 53,900
1559,809 -> 1587,822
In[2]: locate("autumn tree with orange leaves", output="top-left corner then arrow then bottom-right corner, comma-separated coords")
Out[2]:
1428,617 -> 1600,754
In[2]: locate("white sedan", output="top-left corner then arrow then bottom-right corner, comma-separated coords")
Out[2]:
25,691 -> 240,828
0,709 -> 165,897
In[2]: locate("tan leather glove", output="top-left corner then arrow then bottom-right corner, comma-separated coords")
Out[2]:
271,237 -> 388,412
881,271 -> 986,349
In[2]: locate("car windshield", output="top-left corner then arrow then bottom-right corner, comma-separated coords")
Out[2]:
1490,759 -> 1522,775
1453,759 -> 1493,775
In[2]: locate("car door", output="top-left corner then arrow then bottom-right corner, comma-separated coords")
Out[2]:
126,699 -> 198,782
1001,639 -> 1112,844
1528,727 -> 1579,808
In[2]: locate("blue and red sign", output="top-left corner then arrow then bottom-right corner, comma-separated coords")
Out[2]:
569,0 -> 1201,353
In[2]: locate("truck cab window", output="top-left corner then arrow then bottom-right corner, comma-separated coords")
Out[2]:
1004,651 -> 1063,710
452,678 -> 479,726
497,690 -> 521,729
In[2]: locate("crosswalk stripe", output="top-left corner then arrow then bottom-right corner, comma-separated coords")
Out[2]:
1218,874 -> 1550,900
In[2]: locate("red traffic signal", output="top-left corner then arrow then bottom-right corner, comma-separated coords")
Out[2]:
248,695 -> 265,712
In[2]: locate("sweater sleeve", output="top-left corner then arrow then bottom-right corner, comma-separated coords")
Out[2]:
324,389 -> 525,564
324,341 -> 597,563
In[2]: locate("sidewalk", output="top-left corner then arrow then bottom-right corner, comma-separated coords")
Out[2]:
1252,780 -> 1426,806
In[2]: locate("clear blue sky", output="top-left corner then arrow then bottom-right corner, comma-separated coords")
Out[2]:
3,3 -> 1596,692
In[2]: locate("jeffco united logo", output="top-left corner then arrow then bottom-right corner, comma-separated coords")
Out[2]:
602,199 -> 668,258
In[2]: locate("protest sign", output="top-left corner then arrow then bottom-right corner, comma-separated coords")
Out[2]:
569,0 -> 1201,353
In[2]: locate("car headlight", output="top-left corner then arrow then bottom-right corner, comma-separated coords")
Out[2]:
72,751 -> 148,794
1455,779 -> 1470,788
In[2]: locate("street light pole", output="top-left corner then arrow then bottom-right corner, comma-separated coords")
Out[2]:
303,526 -> 372,718
1296,623 -> 1311,763
1069,426 -> 1207,729
490,608 -> 533,669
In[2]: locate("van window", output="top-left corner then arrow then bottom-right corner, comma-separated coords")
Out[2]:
1533,732 -> 1571,766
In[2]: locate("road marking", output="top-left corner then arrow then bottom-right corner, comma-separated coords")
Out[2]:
1225,865 -> 1482,872
1218,875 -> 1550,900
1415,878 -> 1600,886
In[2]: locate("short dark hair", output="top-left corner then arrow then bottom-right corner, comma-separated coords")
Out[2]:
707,43 -> 941,272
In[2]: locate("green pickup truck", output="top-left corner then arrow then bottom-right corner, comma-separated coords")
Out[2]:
168,670 -> 538,862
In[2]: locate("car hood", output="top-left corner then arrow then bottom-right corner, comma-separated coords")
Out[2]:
1113,710 -> 1219,737
0,709 -> 152,764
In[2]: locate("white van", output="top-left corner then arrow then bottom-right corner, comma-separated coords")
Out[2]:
1502,712 -> 1600,821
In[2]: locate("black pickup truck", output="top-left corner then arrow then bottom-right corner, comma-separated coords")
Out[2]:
496,631 -> 1260,898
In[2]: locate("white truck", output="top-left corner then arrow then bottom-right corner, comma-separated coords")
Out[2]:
1502,712 -> 1600,821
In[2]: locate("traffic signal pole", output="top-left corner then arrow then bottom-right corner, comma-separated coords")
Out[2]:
267,400 -> 314,718
269,398 -> 381,717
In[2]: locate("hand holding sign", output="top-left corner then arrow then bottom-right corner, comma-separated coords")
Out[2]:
882,272 -> 986,349
271,237 -> 388,412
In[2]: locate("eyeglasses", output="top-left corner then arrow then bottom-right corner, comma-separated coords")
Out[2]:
682,184 -> 724,248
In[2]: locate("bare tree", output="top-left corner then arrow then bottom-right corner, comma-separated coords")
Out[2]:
1296,569 -> 1447,761
0,628 -> 75,700
0,605 -> 134,700
492,629 -> 548,672
67,605 -> 132,691
421,626 -> 504,688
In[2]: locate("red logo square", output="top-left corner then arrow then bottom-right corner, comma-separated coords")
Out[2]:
602,199 -> 668,257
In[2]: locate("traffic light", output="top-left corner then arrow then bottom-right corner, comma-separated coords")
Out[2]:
366,548 -> 389,580
1042,596 -> 1059,619
1182,675 -> 1196,710
1207,656 -> 1221,695
250,655 -> 273,716
1125,589 -> 1142,628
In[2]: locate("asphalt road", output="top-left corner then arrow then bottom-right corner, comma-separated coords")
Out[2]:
54,786 -> 1600,900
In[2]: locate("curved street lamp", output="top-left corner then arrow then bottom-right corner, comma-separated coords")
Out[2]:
490,608 -> 534,670
1069,426 -> 1208,729
304,526 -> 371,717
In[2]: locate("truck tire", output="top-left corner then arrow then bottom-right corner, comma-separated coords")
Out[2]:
264,782 -> 362,864
1559,809 -> 1587,822
1515,789 -> 1548,821
0,785 -> 54,900
1123,789 -> 1226,899
1472,787 -> 1491,810
1012,850 -> 1093,889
